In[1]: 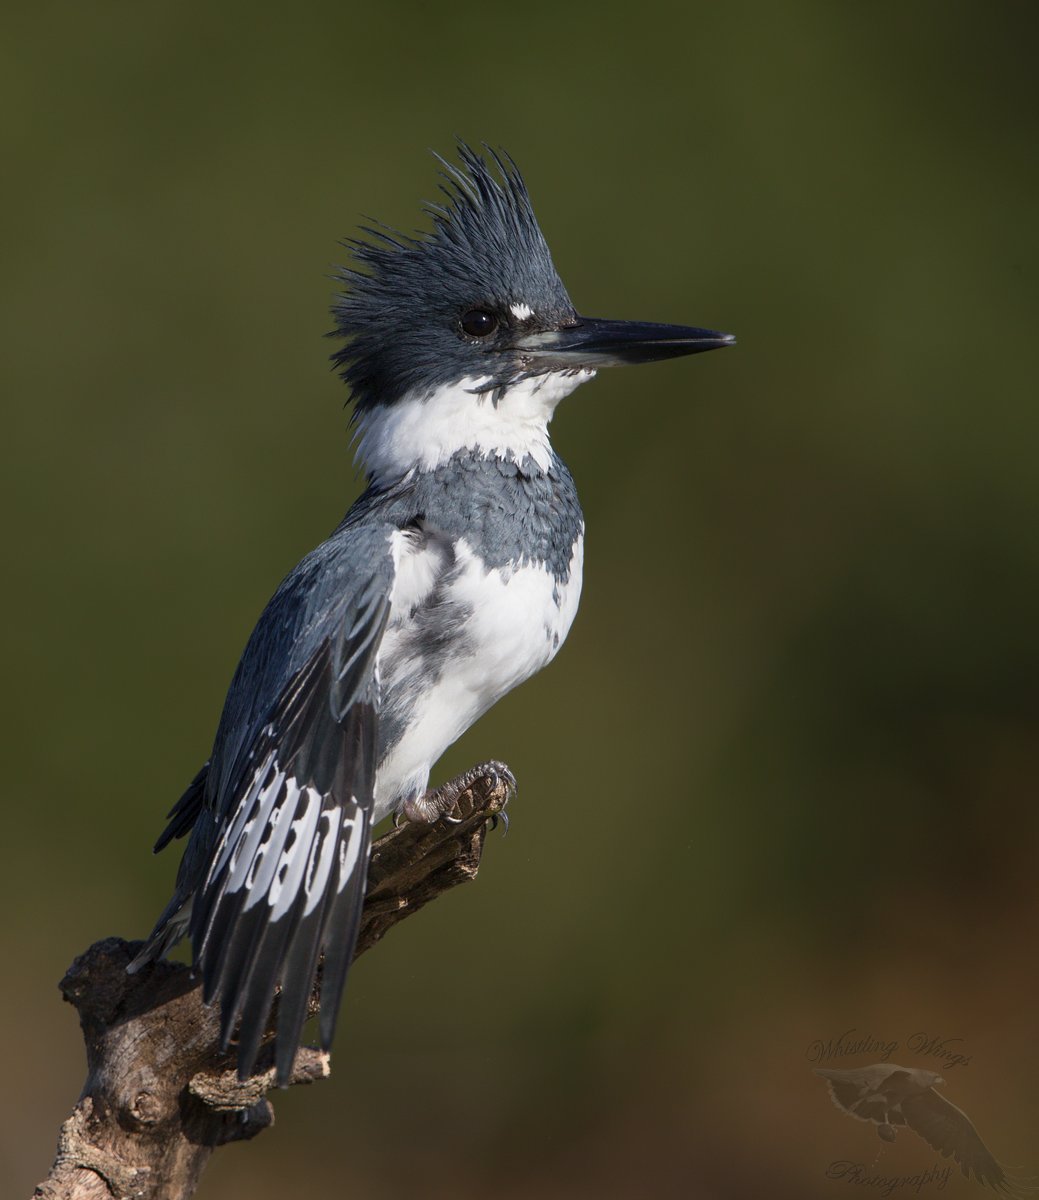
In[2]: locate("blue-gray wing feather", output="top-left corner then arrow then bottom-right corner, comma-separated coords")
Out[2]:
149,518 -> 397,1083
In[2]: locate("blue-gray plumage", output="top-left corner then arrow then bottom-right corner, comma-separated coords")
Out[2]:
131,142 -> 733,1085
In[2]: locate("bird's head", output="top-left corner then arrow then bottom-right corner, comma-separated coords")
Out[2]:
332,143 -> 733,481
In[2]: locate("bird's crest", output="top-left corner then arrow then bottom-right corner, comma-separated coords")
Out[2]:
331,142 -> 574,411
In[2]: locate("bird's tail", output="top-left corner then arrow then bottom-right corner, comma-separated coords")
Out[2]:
127,897 -> 193,973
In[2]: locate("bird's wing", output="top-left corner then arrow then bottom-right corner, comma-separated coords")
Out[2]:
814,1066 -> 896,1125
189,524 -> 396,1085
815,1069 -> 870,1117
153,761 -> 210,852
901,1088 -> 1017,1194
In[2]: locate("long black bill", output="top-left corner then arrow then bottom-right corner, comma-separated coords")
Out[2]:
514,316 -> 735,369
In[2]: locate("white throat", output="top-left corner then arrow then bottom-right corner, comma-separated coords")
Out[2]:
354,370 -> 595,483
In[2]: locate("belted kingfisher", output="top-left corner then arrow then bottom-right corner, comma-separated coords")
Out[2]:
131,143 -> 733,1084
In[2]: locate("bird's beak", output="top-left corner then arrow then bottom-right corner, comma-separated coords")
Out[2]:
513,316 -> 735,369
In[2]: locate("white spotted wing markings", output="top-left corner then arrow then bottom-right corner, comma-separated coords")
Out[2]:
202,737 -> 366,929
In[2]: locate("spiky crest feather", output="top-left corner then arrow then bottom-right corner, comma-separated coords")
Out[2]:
330,143 -> 575,412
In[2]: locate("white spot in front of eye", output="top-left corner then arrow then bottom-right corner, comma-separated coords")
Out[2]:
510,302 -> 534,321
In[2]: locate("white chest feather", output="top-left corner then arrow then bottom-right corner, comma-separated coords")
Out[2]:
372,530 -> 584,818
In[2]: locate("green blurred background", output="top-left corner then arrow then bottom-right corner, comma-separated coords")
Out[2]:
4,3 -> 1038,1197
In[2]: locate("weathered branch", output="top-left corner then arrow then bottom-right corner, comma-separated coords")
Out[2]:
34,774 -> 510,1200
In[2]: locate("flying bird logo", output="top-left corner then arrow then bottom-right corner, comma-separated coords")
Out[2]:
814,1063 -> 1033,1197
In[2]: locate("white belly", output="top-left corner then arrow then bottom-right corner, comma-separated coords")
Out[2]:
372,532 -> 583,820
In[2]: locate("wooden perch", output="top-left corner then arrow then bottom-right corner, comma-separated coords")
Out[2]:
33,773 -> 511,1200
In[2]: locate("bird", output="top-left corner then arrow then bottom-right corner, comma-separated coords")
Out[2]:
814,1064 -> 1030,1195
130,142 -> 734,1085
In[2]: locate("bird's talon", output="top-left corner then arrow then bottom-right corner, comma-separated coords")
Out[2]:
404,760 -> 516,829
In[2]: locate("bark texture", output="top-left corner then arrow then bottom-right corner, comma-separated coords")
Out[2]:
33,773 -> 510,1200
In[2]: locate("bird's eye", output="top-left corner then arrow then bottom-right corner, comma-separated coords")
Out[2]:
460,309 -> 498,338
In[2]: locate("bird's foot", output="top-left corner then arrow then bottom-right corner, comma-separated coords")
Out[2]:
399,760 -> 516,830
